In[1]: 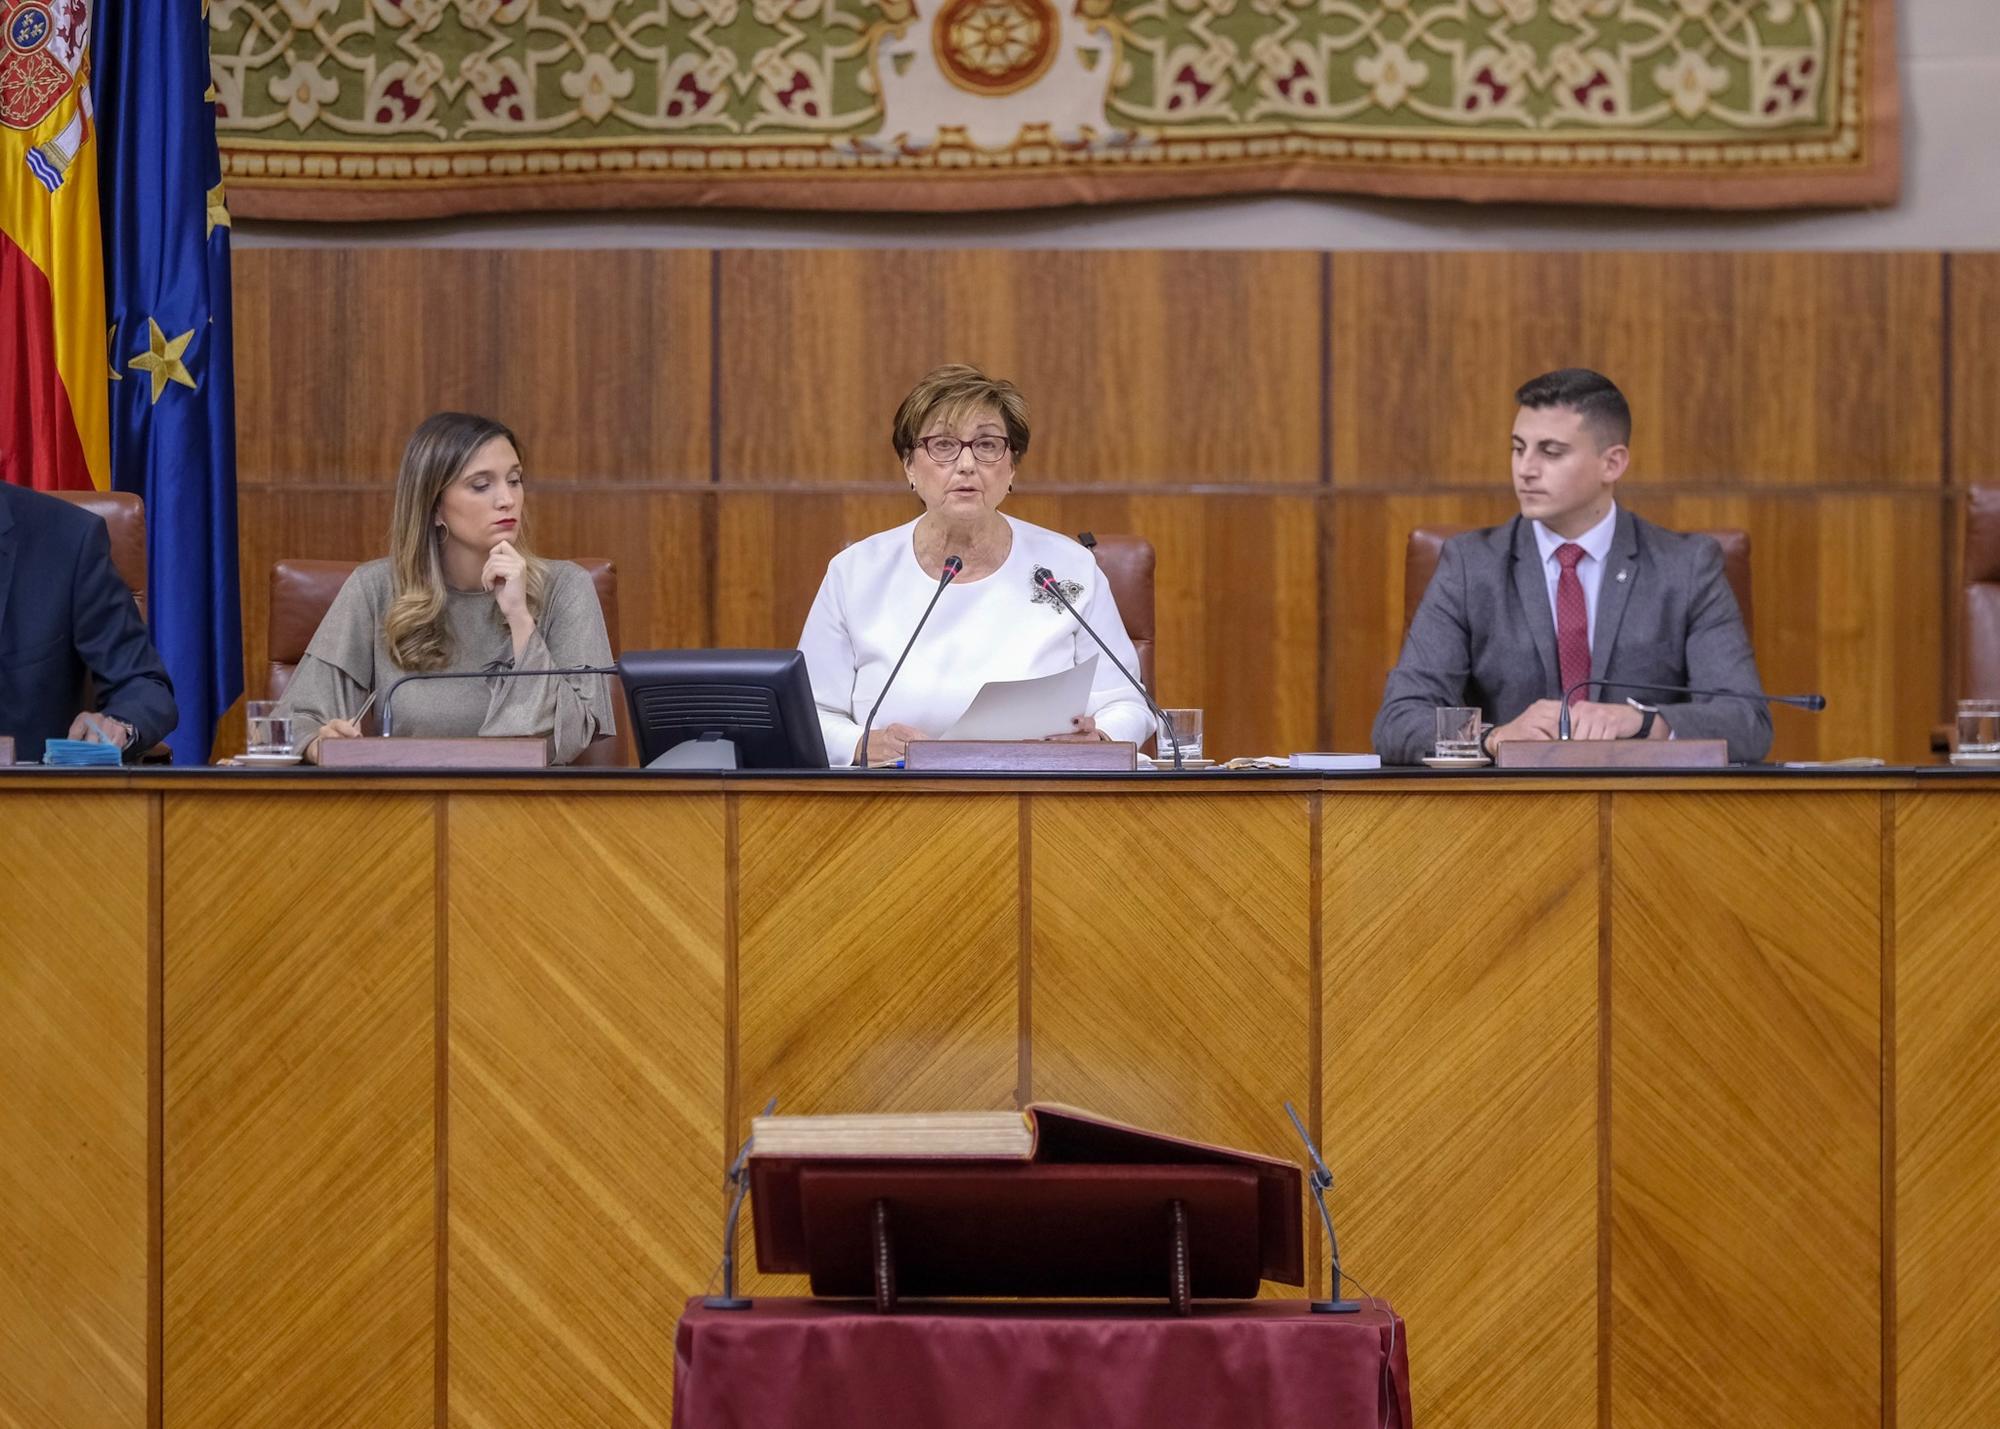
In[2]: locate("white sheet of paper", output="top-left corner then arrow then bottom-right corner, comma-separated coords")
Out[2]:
940,656 -> 1099,741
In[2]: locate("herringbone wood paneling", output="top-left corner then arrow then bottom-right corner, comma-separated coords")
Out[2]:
1030,793 -> 1311,1232
1895,792 -> 2000,1428
736,793 -> 1020,1292
1323,793 -> 1598,1429
715,250 -> 1322,484
447,794 -> 726,1428
1331,252 -> 1942,487
0,794 -> 149,1429
163,795 -> 436,1429
1609,792 -> 1881,1429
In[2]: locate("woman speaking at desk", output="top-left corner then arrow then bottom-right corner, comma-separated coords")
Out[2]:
798,365 -> 1152,767
280,412 -> 614,765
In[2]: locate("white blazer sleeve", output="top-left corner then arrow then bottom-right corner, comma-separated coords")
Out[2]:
1077,570 -> 1154,747
799,563 -> 864,766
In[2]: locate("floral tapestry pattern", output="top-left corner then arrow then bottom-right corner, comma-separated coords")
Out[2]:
212,0 -> 1898,217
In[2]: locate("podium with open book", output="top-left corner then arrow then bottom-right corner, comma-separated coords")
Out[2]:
747,1104 -> 1303,1314
668,1106 -> 1412,1428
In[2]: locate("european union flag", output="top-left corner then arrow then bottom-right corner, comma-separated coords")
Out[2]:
93,0 -> 242,763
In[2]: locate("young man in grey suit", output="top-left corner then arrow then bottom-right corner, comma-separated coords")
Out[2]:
1372,368 -> 1771,765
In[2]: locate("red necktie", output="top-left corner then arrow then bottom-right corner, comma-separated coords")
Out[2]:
1555,543 -> 1591,704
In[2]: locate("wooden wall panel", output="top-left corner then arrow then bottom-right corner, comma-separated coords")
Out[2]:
233,249 -> 711,483
1635,494 -> 1945,763
1950,253 -> 2000,483
1331,252 -> 1943,487
1030,793 -> 1311,1214
447,793 -> 726,1428
0,795 -> 150,1429
229,249 -> 1965,766
1609,792 -> 1881,1429
1324,793 -> 1598,1429
714,250 -> 1322,484
162,795 -> 435,1429
1895,791 -> 2000,1428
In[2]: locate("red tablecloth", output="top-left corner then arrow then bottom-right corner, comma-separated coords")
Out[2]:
672,1297 -> 1412,1429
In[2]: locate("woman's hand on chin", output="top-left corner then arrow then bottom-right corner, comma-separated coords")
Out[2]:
482,539 -> 530,625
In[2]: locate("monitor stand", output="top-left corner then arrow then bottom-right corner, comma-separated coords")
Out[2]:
648,735 -> 741,770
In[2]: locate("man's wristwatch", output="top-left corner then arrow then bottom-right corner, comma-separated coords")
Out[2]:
1625,699 -> 1659,740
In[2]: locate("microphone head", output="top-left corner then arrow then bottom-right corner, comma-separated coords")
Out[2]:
1803,693 -> 1828,712
943,554 -> 964,577
1033,565 -> 1055,588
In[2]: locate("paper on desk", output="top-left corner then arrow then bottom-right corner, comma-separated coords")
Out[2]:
941,656 -> 1099,741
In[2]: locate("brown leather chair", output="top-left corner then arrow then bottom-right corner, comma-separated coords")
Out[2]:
52,489 -> 148,618
1078,532 -> 1155,695
1403,525 -> 1753,640
266,557 -> 630,766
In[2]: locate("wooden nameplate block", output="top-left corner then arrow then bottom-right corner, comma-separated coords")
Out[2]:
1496,738 -> 1727,769
904,740 -> 1137,772
0,736 -> 13,767
318,736 -> 551,770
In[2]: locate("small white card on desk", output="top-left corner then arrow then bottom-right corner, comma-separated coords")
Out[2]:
941,656 -> 1098,741
1287,752 -> 1382,771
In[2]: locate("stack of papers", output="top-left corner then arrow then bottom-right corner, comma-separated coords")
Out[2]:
42,738 -> 122,767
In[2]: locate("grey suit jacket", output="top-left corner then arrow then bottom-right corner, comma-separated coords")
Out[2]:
1371,509 -> 1772,765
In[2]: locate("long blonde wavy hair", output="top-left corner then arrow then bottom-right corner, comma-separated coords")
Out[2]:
384,412 -> 550,672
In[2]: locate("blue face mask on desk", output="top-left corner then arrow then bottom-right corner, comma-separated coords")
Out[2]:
41,739 -> 123,767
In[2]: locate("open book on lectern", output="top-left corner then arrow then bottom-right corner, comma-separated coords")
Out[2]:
748,1103 -> 1305,1305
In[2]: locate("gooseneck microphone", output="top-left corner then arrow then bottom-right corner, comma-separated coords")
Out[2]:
1033,565 -> 1182,770
1282,1100 -> 1360,1313
856,555 -> 961,768
1555,678 -> 1828,740
704,1095 -> 777,1311
379,664 -> 618,737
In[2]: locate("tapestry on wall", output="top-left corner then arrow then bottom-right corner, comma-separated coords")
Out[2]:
210,0 -> 1898,218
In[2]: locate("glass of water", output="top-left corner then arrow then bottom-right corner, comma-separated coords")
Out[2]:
1434,706 -> 1484,759
1157,708 -> 1203,763
245,700 -> 294,756
1957,698 -> 2000,756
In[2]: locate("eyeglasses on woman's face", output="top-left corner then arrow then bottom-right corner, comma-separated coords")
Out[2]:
914,434 -> 1010,465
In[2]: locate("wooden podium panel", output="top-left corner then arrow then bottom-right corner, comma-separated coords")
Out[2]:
1895,792 -> 2000,1428
1324,793 -> 1599,1429
0,794 -> 149,1429
1028,791 -> 1312,1279
162,795 -> 437,1429
1609,792 -> 1882,1429
447,793 -> 726,1427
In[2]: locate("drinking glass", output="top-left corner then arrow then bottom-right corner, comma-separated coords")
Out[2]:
246,700 -> 294,756
1157,708 -> 1203,763
1957,698 -> 2000,756
1434,707 -> 1483,760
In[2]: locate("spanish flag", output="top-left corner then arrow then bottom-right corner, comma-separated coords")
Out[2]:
0,0 -> 109,492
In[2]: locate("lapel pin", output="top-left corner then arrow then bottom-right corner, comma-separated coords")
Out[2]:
1615,569 -> 1629,584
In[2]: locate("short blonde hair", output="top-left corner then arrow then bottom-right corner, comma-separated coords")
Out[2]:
891,364 -> 1031,464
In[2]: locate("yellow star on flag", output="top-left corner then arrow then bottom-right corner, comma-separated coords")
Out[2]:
128,318 -> 199,404
108,324 -> 123,381
206,181 -> 231,238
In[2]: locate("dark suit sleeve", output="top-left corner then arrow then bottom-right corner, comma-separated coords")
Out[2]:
69,517 -> 177,755
1371,541 -> 1473,765
1656,537 -> 1771,762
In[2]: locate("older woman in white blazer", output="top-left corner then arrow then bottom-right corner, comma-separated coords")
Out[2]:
798,364 -> 1151,767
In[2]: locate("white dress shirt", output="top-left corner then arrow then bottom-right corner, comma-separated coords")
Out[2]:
798,515 -> 1154,765
1531,502 -> 1619,651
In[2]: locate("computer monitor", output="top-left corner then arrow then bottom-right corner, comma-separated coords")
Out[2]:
617,649 -> 829,770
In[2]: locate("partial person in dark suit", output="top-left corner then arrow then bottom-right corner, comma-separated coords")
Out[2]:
1372,368 -> 1771,765
0,482 -> 176,761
